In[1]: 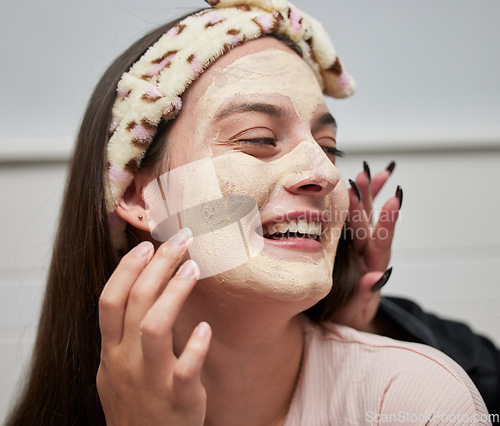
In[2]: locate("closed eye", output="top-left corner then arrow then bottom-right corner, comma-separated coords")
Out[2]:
237,137 -> 277,146
235,138 -> 276,146
322,146 -> 345,158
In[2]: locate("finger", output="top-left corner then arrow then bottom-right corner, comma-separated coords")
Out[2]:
355,168 -> 373,224
348,271 -> 388,330
372,196 -> 400,252
123,229 -> 192,342
141,260 -> 201,373
372,161 -> 396,197
371,170 -> 391,198
347,183 -> 371,254
99,241 -> 154,348
172,322 -> 212,402
364,197 -> 400,271
330,271 -> 384,328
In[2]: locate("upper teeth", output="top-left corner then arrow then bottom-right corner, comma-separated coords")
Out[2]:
263,220 -> 322,238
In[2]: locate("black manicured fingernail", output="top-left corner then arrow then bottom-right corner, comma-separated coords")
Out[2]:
371,267 -> 393,292
349,179 -> 362,202
363,161 -> 371,182
386,161 -> 396,174
395,185 -> 403,209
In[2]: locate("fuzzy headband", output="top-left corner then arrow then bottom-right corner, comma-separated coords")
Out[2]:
106,0 -> 356,251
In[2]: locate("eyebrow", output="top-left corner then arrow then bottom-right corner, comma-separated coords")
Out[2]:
317,112 -> 337,129
215,102 -> 286,121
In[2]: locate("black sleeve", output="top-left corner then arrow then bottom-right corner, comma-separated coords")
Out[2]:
380,296 -> 500,416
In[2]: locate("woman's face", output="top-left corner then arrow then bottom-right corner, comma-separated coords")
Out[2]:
148,38 -> 349,307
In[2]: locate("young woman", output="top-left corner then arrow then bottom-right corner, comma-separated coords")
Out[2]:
6,1 -> 491,424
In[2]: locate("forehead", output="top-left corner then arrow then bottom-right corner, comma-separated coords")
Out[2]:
185,37 -> 326,118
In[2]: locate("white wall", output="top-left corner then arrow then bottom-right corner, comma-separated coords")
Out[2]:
1,0 -> 499,420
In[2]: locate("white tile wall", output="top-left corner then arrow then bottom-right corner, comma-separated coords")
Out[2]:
1,162 -> 66,418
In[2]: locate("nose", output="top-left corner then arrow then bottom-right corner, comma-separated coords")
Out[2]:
287,176 -> 337,197
282,141 -> 340,198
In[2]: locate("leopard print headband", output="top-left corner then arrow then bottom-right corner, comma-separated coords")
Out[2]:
106,0 -> 356,251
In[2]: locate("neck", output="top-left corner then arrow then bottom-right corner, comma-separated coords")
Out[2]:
174,286 -> 305,426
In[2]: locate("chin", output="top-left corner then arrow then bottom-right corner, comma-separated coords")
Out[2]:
207,251 -> 335,306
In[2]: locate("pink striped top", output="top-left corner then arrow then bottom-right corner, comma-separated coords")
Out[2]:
284,318 -> 491,425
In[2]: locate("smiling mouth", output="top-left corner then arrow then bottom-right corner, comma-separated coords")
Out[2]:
260,220 -> 323,242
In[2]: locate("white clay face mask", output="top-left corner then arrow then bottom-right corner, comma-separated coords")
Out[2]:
145,43 -> 349,302
144,141 -> 346,292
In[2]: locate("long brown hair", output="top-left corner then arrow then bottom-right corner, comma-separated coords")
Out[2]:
6,12 -> 358,425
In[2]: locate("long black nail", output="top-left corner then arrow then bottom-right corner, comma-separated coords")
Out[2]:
386,161 -> 396,174
395,185 -> 403,209
363,161 -> 371,182
371,267 -> 393,292
349,179 -> 362,202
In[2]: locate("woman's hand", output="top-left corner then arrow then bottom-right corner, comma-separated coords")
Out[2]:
97,229 -> 211,426
348,161 -> 401,273
331,162 -> 401,330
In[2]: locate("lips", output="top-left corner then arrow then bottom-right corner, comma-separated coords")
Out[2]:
257,211 -> 327,249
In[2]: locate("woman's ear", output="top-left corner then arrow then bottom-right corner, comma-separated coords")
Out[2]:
115,172 -> 151,233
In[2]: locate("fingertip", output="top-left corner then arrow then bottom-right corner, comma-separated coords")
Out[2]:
371,267 -> 393,292
188,322 -> 212,358
176,259 -> 201,280
194,321 -> 211,339
168,227 -> 193,246
379,196 -> 402,220
386,160 -> 396,174
348,179 -> 362,203
395,185 -> 403,209
131,241 -> 154,259
173,322 -> 212,391
363,161 -> 371,183
191,260 -> 201,280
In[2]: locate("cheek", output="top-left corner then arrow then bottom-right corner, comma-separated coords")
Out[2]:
331,187 -> 349,242
212,153 -> 273,206
330,179 -> 349,222
321,180 -> 349,255
165,112 -> 215,169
